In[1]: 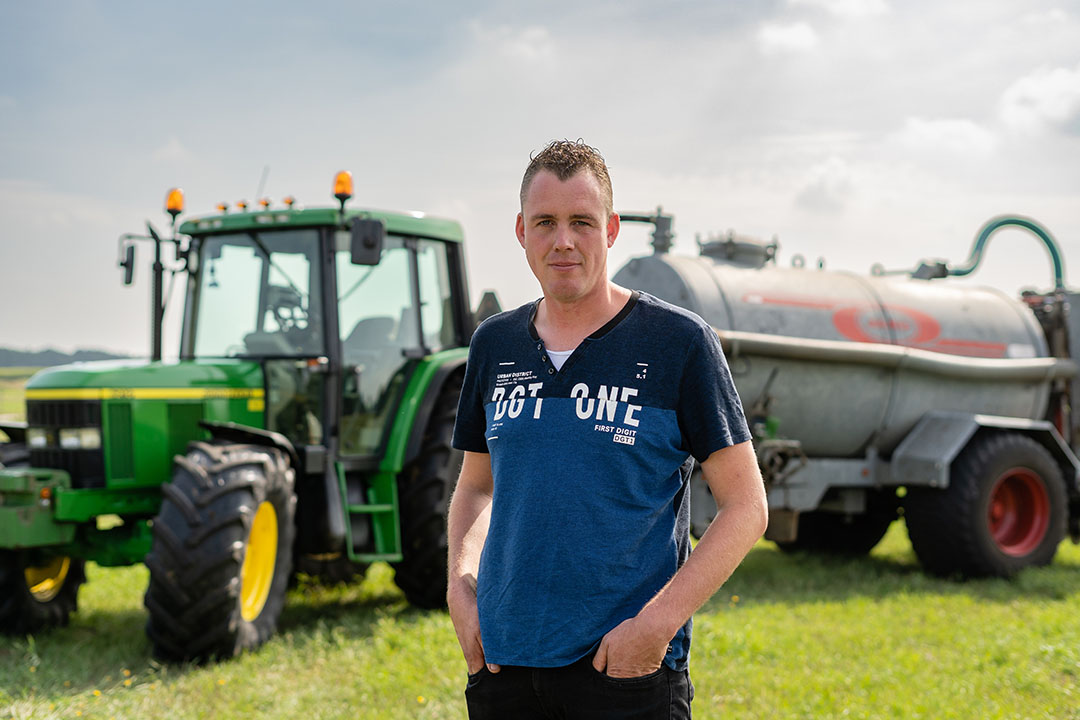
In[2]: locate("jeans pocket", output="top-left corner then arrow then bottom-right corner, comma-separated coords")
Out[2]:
597,665 -> 667,686
466,666 -> 488,689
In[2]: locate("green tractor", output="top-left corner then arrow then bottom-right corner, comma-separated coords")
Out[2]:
0,172 -> 492,661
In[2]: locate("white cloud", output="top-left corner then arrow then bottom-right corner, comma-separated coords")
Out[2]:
0,178 -> 126,231
788,0 -> 889,18
1021,9 -> 1070,25
0,179 -> 157,355
151,136 -> 191,162
3,3 -> 1080,353
894,117 -> 997,155
999,63 -> 1080,135
467,22 -> 555,63
758,22 -> 819,54
795,156 -> 855,213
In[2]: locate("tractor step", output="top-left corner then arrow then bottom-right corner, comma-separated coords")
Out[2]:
335,463 -> 402,562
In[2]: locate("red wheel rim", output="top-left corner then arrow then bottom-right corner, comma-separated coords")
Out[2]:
987,467 -> 1050,557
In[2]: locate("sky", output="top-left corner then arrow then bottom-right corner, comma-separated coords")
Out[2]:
1,0 -> 1078,357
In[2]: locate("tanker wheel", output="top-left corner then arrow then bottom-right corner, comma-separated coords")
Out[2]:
144,441 -> 296,662
0,551 -> 87,634
775,508 -> 895,556
905,432 -> 1067,578
392,373 -> 463,609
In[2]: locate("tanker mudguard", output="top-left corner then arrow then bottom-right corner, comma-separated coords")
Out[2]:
892,410 -> 1080,492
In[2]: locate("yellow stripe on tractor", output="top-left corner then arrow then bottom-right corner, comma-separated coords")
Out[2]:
25,388 -> 265,401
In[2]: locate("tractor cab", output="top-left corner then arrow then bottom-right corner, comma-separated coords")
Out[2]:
182,221 -> 467,452
163,174 -> 475,577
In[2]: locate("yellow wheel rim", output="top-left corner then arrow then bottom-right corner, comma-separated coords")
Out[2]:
240,501 -> 278,622
25,556 -> 71,603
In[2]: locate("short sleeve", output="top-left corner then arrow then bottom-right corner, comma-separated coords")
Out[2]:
452,333 -> 491,454
676,323 -> 752,462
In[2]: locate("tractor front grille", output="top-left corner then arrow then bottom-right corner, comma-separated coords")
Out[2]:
27,399 -> 101,427
27,447 -> 106,488
26,399 -> 106,489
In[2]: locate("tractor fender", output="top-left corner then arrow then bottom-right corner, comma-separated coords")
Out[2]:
197,420 -> 347,552
892,410 -> 1080,495
0,421 -> 27,445
197,421 -> 301,470
402,356 -> 467,468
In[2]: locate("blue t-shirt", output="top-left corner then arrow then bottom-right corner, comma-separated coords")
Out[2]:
452,291 -> 751,671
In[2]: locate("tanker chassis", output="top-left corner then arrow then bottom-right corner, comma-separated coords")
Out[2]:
615,213 -> 1080,577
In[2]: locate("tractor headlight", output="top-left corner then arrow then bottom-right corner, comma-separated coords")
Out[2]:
79,427 -> 102,450
27,428 -> 50,448
59,428 -> 101,450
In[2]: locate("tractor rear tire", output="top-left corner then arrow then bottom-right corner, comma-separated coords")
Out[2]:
144,441 -> 296,662
392,374 -> 463,609
905,432 -> 1067,578
775,509 -> 895,556
0,552 -> 86,634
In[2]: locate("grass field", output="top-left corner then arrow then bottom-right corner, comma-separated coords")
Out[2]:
2,526 -> 1078,719
2,371 -> 1079,717
0,367 -> 36,426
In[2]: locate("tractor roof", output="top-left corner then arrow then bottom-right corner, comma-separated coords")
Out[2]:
178,207 -> 464,243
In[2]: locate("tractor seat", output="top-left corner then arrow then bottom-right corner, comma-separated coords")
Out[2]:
243,331 -> 296,356
343,316 -> 395,365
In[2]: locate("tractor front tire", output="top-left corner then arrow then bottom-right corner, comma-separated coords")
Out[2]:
392,374 -> 463,609
905,432 -> 1067,578
144,441 -> 296,662
0,447 -> 83,635
0,552 -> 86,634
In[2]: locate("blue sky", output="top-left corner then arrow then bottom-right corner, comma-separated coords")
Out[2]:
2,0 -> 1078,355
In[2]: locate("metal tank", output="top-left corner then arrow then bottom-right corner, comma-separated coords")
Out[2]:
613,217 -> 1069,459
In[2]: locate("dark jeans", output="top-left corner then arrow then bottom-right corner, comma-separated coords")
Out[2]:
464,654 -> 693,719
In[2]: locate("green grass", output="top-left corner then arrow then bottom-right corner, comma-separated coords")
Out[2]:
1,367 -> 1078,716
2,526 -> 1079,719
0,368 -> 39,379
0,368 -> 36,425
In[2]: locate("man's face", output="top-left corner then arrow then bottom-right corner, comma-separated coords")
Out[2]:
515,169 -> 620,305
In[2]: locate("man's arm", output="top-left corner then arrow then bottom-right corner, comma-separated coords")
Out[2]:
593,440 -> 768,678
446,450 -> 496,674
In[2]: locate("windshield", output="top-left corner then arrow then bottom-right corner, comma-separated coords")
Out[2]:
192,230 -> 324,357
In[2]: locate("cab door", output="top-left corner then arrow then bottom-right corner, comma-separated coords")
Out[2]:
335,235 -> 455,457
333,233 -> 456,557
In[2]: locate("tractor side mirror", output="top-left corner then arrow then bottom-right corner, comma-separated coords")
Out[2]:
350,218 -> 385,266
120,244 -> 136,285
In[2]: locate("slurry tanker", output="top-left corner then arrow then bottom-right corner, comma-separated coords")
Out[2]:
614,212 -> 1079,577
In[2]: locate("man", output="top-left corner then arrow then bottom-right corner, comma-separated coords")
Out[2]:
447,139 -> 768,719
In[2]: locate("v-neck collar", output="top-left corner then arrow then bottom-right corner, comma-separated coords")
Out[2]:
527,291 -> 640,376
528,290 -> 640,342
